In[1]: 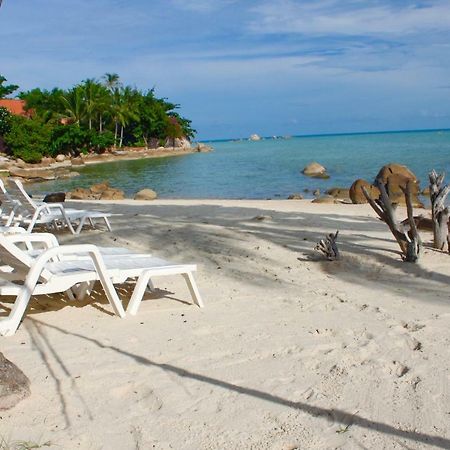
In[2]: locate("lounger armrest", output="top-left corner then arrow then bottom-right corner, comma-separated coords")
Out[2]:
34,203 -> 64,216
7,232 -> 59,250
44,203 -> 67,212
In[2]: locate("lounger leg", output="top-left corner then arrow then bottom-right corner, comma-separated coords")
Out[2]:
63,217 -> 77,234
0,276 -> 37,336
146,279 -> 155,292
65,289 -> 76,301
73,281 -> 95,301
75,217 -> 87,234
127,273 -> 151,315
104,217 -> 112,232
182,272 -> 204,308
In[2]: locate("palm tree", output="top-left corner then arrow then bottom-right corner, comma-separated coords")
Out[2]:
82,78 -> 97,130
60,86 -> 86,126
116,86 -> 139,147
102,73 -> 121,93
81,79 -> 109,131
102,73 -> 122,144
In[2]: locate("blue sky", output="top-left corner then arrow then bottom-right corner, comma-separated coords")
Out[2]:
1,0 -> 450,140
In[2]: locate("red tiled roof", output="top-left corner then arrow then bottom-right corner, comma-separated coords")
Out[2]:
0,99 -> 31,117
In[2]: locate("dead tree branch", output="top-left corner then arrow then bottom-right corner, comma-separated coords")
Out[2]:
362,180 -> 421,262
429,170 -> 450,251
315,230 -> 340,260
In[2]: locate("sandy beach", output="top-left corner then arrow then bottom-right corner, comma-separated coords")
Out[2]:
1,199 -> 449,449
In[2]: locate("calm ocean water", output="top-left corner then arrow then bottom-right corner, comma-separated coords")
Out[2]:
29,130 -> 450,199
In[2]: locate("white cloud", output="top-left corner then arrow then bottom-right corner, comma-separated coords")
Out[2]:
249,0 -> 450,36
169,0 -> 238,13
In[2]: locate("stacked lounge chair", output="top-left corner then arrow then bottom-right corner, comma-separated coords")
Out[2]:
2,178 -> 112,234
0,184 -> 203,336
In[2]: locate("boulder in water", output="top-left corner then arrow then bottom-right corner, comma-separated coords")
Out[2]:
134,189 -> 158,200
302,162 -> 329,179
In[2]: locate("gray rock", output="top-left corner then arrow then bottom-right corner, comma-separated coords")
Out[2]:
288,193 -> 304,200
43,192 -> 66,203
302,162 -> 329,178
9,166 -> 56,181
134,189 -> 157,200
0,352 -> 30,410
71,157 -> 85,166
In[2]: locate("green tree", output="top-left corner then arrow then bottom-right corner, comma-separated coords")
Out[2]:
116,86 -> 139,147
0,106 -> 12,135
19,87 -> 65,123
61,86 -> 86,126
80,78 -> 109,131
102,73 -> 121,93
0,75 -> 19,98
4,116 -> 51,162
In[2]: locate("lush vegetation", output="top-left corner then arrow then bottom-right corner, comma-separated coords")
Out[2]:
0,73 -> 195,163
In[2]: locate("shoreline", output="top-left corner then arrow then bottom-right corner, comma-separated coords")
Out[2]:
79,145 -> 199,166
1,145 -> 206,184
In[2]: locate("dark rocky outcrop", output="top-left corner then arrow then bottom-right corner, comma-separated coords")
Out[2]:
43,192 -> 66,203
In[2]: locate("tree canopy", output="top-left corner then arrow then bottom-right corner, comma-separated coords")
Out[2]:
0,75 -> 19,98
0,73 -> 195,162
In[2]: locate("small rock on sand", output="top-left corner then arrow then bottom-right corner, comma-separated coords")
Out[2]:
0,353 -> 30,410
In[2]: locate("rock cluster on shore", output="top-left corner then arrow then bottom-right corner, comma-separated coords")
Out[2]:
349,163 -> 423,208
66,182 -> 159,201
67,182 -> 125,200
0,141 -> 213,184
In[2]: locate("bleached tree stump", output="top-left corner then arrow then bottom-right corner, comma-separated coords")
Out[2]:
315,230 -> 340,260
429,170 -> 450,251
362,179 -> 421,262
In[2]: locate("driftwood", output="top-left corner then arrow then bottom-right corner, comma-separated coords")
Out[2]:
429,170 -> 450,251
362,179 -> 421,262
315,230 -> 340,260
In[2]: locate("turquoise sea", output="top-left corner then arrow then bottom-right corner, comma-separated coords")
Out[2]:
29,129 -> 450,199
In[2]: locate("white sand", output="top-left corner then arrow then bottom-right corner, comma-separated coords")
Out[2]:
1,199 -> 449,449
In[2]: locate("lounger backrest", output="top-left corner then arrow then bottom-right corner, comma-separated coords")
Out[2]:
0,233 -> 53,281
7,179 -> 42,216
0,179 -> 20,223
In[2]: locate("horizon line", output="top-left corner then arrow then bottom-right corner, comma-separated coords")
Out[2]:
200,127 -> 450,143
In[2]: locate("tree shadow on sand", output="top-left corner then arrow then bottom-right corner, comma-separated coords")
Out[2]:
28,317 -> 450,449
64,202 -> 450,306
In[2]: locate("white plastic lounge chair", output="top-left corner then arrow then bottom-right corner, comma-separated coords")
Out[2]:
0,233 -> 203,336
0,179 -> 21,227
6,178 -> 112,234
